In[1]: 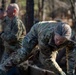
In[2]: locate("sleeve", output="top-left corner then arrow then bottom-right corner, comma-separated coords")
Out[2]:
1,24 -> 11,41
0,24 -> 38,71
61,23 -> 72,40
1,20 -> 25,43
55,23 -> 72,40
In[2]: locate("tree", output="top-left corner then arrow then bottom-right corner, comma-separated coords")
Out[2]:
51,0 -> 55,19
38,0 -> 45,20
25,0 -> 34,33
1,0 -> 7,10
70,0 -> 76,29
42,0 -> 69,20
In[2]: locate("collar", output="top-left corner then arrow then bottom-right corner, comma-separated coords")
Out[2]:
48,32 -> 58,49
10,16 -> 18,23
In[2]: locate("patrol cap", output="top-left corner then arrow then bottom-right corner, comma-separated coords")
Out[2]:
55,22 -> 72,40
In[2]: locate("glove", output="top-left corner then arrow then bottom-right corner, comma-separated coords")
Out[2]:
60,71 -> 66,75
0,69 -> 6,75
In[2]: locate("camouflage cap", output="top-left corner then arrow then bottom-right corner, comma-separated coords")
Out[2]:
55,22 -> 72,40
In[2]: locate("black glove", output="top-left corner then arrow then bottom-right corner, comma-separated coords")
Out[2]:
0,69 -> 6,75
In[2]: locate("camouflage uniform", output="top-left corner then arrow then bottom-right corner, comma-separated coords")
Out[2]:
0,16 -> 26,63
0,16 -> 10,32
0,21 -> 71,75
0,16 -> 10,61
0,16 -> 10,43
67,30 -> 76,75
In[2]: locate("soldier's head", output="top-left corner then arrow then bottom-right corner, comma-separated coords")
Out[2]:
54,33 -> 67,46
0,9 -> 7,20
54,24 -> 71,46
7,3 -> 19,18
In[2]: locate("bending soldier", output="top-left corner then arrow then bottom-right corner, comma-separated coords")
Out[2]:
0,20 -> 72,75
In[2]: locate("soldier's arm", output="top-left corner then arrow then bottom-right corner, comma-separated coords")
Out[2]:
10,20 -> 26,40
1,23 -> 10,40
1,20 -> 26,43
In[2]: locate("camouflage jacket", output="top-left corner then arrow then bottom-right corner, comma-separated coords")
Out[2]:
0,21 -> 71,71
0,16 -> 10,33
1,16 -> 26,48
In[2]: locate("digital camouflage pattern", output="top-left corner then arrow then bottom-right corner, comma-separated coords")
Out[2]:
67,30 -> 76,75
1,16 -> 26,63
0,16 -> 10,62
0,21 -> 71,75
1,16 -> 10,32
0,16 -> 10,41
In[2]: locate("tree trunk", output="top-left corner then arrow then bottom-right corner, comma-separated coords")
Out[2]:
25,0 -> 34,33
1,0 -> 7,10
41,0 -> 45,20
38,0 -> 45,21
70,0 -> 76,29
51,0 -> 55,19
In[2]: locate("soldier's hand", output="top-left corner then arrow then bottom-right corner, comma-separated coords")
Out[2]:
60,71 -> 66,75
0,69 -> 6,75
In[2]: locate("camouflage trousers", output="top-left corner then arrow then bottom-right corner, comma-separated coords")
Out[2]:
55,48 -> 76,75
67,48 -> 76,75
39,50 -> 66,75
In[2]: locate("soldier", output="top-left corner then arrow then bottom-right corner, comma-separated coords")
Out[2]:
0,9 -> 10,61
0,9 -> 10,32
0,20 -> 72,75
0,3 -> 26,63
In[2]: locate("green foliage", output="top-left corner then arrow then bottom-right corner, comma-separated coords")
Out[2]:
18,0 -> 26,7
34,0 -> 38,8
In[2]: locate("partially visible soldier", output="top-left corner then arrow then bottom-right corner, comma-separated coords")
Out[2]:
0,9 -> 10,33
67,28 -> 76,75
0,9 -> 10,61
0,3 -> 26,63
0,20 -> 72,75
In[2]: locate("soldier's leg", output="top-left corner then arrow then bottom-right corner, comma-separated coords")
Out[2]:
67,49 -> 76,75
73,51 -> 76,74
